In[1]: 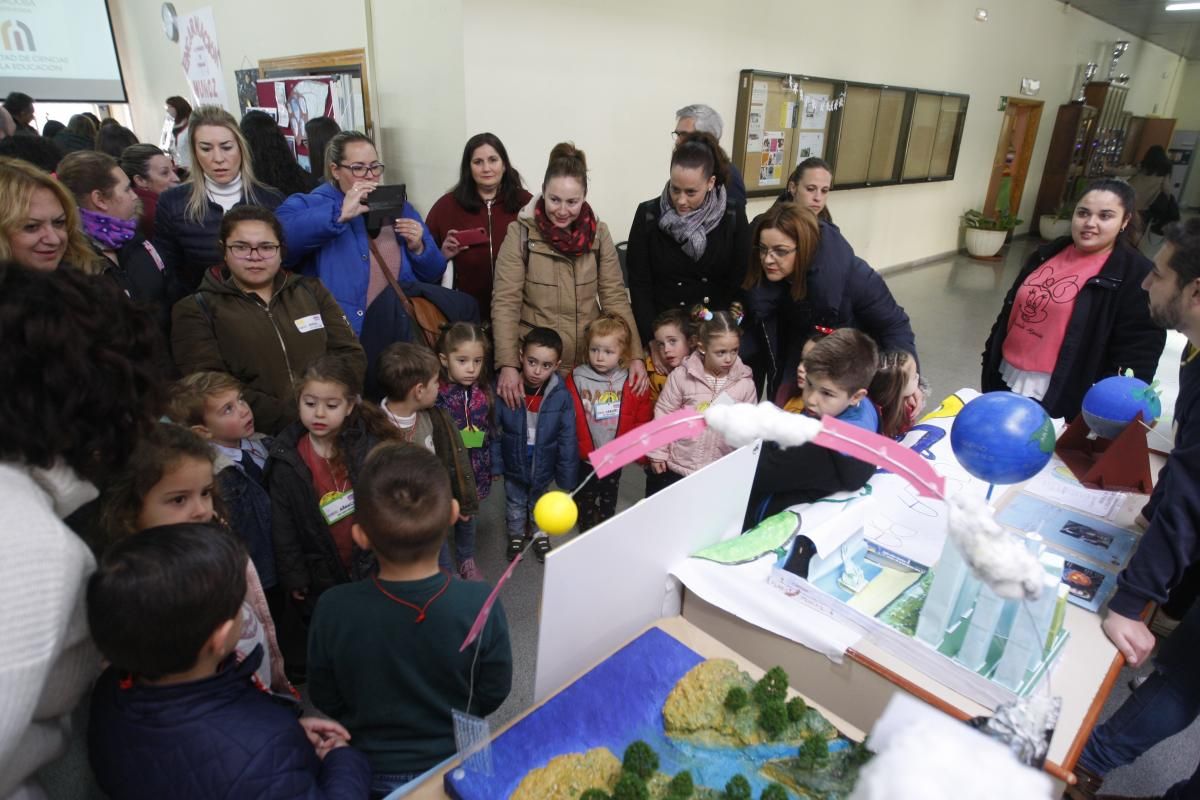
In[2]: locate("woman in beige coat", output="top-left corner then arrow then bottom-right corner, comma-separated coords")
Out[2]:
491,142 -> 647,408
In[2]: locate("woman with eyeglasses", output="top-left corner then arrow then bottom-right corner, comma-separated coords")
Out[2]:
741,202 -> 916,403
278,131 -> 476,391
171,206 -> 365,435
154,106 -> 284,292
626,131 -> 748,344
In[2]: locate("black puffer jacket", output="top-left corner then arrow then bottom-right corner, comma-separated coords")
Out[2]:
93,236 -> 182,339
154,182 -> 283,292
267,418 -> 382,601
981,237 -> 1165,420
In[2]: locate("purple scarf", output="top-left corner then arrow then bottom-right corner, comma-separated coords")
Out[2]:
81,208 -> 137,250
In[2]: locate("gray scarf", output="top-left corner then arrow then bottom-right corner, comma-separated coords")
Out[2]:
657,183 -> 727,261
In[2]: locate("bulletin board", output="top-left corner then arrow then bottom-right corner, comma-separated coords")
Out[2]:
732,69 -> 969,198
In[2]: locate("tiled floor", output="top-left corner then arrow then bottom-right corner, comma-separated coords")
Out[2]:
474,235 -> 1198,796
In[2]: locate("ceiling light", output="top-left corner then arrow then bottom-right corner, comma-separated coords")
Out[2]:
975,7 -> 989,21
1166,3 -> 1200,10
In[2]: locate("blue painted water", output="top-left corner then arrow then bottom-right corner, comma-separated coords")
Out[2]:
445,628 -> 843,799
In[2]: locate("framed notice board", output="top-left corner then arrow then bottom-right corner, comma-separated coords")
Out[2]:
732,69 -> 969,198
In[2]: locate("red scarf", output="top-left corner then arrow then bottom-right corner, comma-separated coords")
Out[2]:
535,196 -> 597,256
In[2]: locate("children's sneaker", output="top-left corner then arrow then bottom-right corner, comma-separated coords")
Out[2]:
533,536 -> 552,563
458,558 -> 484,581
506,535 -> 525,562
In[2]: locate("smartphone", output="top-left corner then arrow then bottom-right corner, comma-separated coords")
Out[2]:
362,183 -> 407,232
454,227 -> 488,247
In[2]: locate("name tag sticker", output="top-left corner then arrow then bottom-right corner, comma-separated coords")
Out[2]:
319,490 -> 355,525
527,425 -> 537,446
295,314 -> 325,333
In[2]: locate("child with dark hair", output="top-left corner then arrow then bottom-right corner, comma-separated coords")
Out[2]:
376,341 -> 479,572
745,328 -> 880,529
87,523 -> 370,799
493,326 -> 578,561
269,354 -> 402,616
307,444 -> 512,798
648,307 -> 757,489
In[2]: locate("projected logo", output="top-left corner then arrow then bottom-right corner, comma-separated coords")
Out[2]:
0,19 -> 34,51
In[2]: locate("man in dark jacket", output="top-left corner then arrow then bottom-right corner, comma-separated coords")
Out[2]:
87,523 -> 370,800
1069,219 -> 1200,800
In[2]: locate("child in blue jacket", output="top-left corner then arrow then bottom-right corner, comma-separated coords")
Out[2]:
493,327 -> 578,562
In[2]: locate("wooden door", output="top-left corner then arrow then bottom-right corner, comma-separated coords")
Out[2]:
984,98 -> 1044,219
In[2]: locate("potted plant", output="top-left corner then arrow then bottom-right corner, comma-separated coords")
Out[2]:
1038,204 -> 1073,241
962,209 -> 1023,258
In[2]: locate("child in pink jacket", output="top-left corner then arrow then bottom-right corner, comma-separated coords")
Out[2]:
649,308 -> 757,486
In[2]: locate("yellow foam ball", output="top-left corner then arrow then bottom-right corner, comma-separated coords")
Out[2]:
534,491 -> 578,536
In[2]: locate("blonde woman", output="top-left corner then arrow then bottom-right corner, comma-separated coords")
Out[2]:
0,156 -> 98,272
153,105 -> 282,291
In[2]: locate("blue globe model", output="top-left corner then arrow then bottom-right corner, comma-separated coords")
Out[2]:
951,392 -> 1056,484
1081,374 -> 1162,440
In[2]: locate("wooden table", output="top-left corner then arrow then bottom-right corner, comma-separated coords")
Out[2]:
400,617 -> 865,799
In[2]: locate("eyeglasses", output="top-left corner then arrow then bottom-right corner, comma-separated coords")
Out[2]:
671,130 -> 687,139
757,245 -> 797,260
226,242 -> 280,258
335,161 -> 386,177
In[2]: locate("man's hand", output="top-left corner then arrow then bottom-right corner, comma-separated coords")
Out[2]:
1102,611 -> 1156,667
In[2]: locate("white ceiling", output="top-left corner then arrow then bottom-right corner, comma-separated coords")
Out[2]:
1060,0 -> 1200,60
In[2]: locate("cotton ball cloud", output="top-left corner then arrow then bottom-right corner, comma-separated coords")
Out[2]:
704,402 -> 822,449
946,491 -> 1044,601
848,719 -> 1053,800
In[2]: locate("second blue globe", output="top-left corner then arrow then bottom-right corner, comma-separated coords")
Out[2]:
951,392 -> 1056,485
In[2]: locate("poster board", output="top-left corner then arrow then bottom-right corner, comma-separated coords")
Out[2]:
258,49 -> 372,136
732,69 -> 969,197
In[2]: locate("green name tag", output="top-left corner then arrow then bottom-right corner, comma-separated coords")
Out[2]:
319,490 -> 355,525
460,426 -> 485,448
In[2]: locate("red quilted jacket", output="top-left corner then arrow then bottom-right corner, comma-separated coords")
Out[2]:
565,372 -> 654,460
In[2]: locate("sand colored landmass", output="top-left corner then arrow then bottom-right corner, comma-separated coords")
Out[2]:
510,747 -> 621,800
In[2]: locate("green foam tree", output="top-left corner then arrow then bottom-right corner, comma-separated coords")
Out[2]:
724,774 -> 752,800
613,772 -> 649,800
724,686 -> 749,712
757,700 -> 788,739
786,695 -> 807,722
622,740 -> 659,780
798,733 -> 829,771
667,769 -> 695,799
761,785 -> 789,800
752,666 -> 789,706
580,790 -> 611,800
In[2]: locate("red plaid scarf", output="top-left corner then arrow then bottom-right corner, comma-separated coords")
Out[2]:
534,196 -> 598,256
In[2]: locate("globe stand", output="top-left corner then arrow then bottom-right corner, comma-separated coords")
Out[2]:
1055,411 -> 1154,494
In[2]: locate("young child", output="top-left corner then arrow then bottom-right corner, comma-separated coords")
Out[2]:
269,354 -> 401,616
645,308 -> 695,402
434,322 -> 494,581
307,444 -> 512,797
493,327 -> 578,562
98,422 -> 292,694
649,308 -> 758,489
746,328 -> 879,531
376,342 -> 480,572
168,371 -> 276,598
87,523 -> 370,799
566,313 -> 654,531
781,325 -> 833,413
870,350 -> 928,439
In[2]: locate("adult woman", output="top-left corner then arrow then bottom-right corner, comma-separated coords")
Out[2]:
154,106 -> 283,292
626,131 -> 748,342
0,264 -> 160,799
780,157 -> 834,224
426,132 -> 532,317
53,114 -> 97,155
742,202 -> 916,402
492,142 -> 646,408
172,206 -> 365,435
57,151 -> 177,334
95,124 -> 138,160
982,178 -> 1165,420
240,109 -> 319,198
0,156 -> 97,272
163,95 -> 193,169
277,130 -> 472,387
1125,146 -> 1174,236
304,116 -> 340,182
120,143 -> 180,239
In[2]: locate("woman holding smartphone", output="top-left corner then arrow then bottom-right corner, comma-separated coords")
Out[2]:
426,132 -> 531,319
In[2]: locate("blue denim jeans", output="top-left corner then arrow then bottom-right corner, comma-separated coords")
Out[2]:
1078,602 -> 1200,798
453,516 -> 477,564
505,479 -> 535,536
370,770 -> 419,799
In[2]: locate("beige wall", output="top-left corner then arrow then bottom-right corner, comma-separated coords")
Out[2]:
109,0 -> 1186,268
1173,59 -> 1200,130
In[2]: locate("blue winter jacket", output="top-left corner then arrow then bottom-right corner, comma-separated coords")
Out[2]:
88,647 -> 371,800
492,373 -> 579,492
742,220 -> 916,400
276,182 -> 446,334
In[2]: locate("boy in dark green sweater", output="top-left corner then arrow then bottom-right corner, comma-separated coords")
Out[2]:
307,443 -> 512,798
